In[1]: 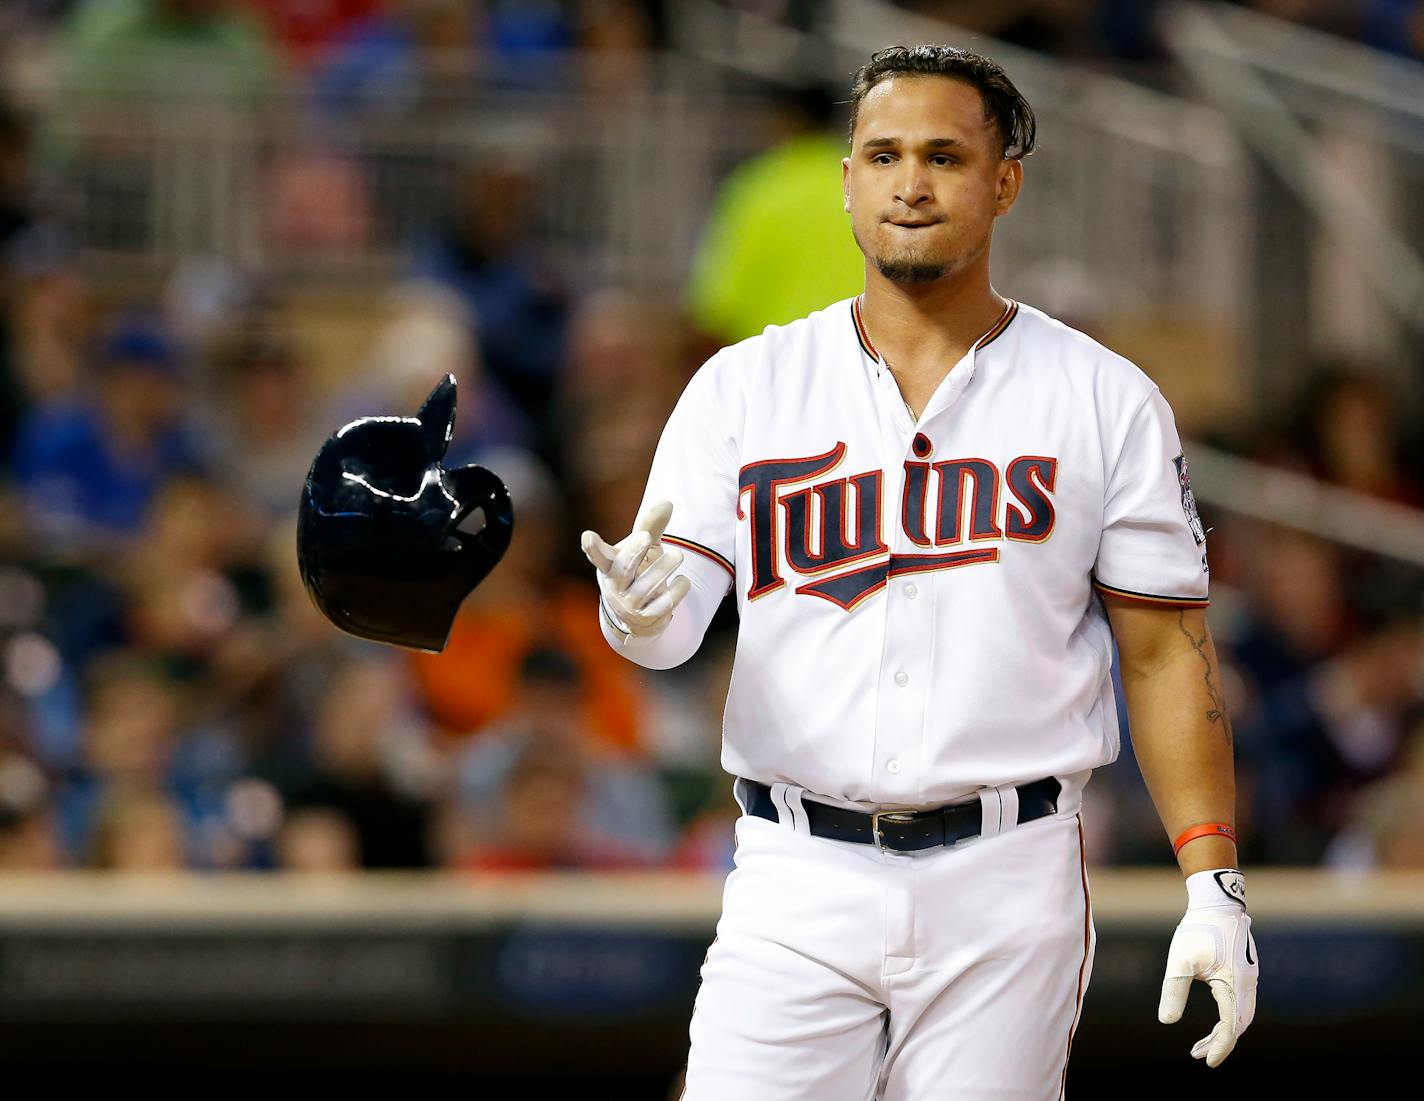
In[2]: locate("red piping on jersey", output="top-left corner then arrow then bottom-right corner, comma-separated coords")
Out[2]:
851,295 -> 1018,364
851,295 -> 881,361
664,534 -> 735,579
976,299 -> 1019,350
1092,577 -> 1210,609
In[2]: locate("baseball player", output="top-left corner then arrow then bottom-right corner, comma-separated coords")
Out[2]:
582,44 -> 1258,1100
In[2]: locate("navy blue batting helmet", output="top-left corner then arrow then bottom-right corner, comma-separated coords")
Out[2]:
297,374 -> 513,652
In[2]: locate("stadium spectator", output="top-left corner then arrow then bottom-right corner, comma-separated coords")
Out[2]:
2,563 -> 112,766
119,475 -> 264,667
312,0 -> 653,98
305,0 -> 488,249
325,280 -> 533,459
407,447 -> 649,754
452,646 -> 676,862
262,149 -> 373,254
1203,523 -> 1419,866
10,320 -> 205,556
309,0 -> 481,121
4,265 -> 89,409
245,0 -> 382,70
685,83 -> 864,347
281,655 -> 438,868
276,804 -> 362,871
1329,725 -> 1424,868
575,0 -> 656,100
1223,526 -> 1351,699
559,291 -> 685,416
0,98 -> 81,472
54,654 -> 234,867
1234,581 -> 1424,864
57,0 -> 280,108
482,0 -> 576,91
551,292 -> 687,559
49,2 -> 282,253
1282,365 -> 1424,507
0,87 -> 87,418
89,785 -> 189,869
0,751 -> 61,870
453,739 -> 647,872
201,316 -> 328,520
412,155 -> 572,458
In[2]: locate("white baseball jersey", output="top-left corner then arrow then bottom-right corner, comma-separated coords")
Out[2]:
602,294 -> 1209,814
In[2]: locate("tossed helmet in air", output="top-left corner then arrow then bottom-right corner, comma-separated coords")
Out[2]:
297,374 -> 513,652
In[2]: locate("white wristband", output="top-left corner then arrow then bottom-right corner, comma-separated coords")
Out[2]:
598,594 -> 632,639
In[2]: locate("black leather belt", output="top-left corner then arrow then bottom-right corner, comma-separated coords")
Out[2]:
737,776 -> 1062,852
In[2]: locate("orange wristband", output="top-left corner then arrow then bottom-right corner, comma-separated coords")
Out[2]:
1172,822 -> 1237,857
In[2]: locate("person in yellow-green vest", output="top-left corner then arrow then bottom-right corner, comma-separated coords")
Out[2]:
687,84 -> 865,346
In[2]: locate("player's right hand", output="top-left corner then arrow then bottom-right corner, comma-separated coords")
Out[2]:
1157,869 -> 1259,1068
581,500 -> 691,640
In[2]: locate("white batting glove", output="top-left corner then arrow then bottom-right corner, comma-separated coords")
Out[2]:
581,500 -> 691,641
1158,869 -> 1259,1068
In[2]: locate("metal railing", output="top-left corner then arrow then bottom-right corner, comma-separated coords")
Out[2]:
1188,442 -> 1424,568
32,55 -> 777,290
28,27 -> 1254,332
1174,0 -> 1424,136
1159,1 -> 1424,408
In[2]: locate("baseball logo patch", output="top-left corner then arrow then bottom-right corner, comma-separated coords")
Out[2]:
1212,869 -> 1247,907
1173,454 -> 1206,547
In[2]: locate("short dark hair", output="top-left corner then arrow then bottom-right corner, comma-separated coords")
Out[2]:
848,45 -> 1036,160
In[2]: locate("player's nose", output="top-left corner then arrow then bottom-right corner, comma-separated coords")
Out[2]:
892,168 -> 934,207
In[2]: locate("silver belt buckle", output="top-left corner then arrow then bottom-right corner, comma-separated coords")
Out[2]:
870,809 -> 919,852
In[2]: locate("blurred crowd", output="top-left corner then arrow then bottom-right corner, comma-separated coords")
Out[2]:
0,0 -> 1421,877
904,0 -> 1424,64
1,0 -> 1421,96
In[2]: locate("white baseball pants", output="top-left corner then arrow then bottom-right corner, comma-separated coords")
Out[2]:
682,795 -> 1095,1101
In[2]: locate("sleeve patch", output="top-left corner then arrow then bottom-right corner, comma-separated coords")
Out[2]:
1173,454 -> 1207,547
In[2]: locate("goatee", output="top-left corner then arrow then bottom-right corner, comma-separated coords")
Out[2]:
873,256 -> 947,284
851,223 -> 950,284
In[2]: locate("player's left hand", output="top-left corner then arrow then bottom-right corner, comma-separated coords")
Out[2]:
1157,869 -> 1258,1068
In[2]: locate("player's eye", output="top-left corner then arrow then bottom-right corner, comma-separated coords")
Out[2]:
871,153 -> 895,165
930,156 -> 958,166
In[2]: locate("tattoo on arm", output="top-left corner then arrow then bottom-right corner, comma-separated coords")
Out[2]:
1177,611 -> 1232,746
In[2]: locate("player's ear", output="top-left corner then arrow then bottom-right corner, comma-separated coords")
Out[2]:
842,156 -> 851,213
994,158 -> 1023,216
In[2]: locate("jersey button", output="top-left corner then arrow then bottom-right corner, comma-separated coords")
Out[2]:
894,671 -> 909,687
904,584 -> 919,600
886,759 -> 902,774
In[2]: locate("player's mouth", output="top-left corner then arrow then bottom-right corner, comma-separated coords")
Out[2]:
886,219 -> 940,229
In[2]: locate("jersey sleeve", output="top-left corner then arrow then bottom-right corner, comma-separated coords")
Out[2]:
637,349 -> 741,587
1092,386 -> 1210,608
598,550 -> 729,670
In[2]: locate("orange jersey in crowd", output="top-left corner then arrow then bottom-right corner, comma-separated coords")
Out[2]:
408,579 -> 647,754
